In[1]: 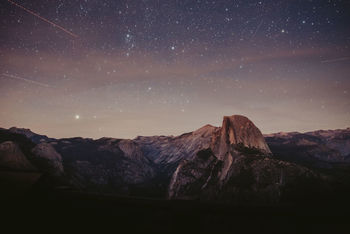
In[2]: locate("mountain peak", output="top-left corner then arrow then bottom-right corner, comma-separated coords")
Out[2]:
9,127 -> 36,138
212,114 -> 271,159
192,124 -> 217,136
222,115 -> 270,149
223,114 -> 249,121
8,127 -> 52,143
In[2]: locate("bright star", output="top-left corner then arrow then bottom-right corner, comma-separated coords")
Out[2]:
75,115 -> 80,120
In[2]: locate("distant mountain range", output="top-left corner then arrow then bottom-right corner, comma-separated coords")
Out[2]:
265,128 -> 350,167
1,115 -> 349,204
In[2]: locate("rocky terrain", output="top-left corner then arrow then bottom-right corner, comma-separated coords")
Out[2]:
168,116 -> 323,203
265,128 -> 350,168
1,115 -> 349,204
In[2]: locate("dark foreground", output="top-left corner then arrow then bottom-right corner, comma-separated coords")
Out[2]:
2,189 -> 349,234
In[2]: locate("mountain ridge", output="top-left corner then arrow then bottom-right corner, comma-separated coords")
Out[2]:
1,115 -> 350,204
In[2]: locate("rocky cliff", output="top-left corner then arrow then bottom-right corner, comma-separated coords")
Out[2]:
211,115 -> 271,160
168,148 -> 321,203
167,115 -> 321,203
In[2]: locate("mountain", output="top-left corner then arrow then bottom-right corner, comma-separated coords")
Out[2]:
211,115 -> 271,159
8,127 -> 54,144
168,115 -> 322,203
1,115 -> 349,204
265,128 -> 350,168
53,137 -> 157,195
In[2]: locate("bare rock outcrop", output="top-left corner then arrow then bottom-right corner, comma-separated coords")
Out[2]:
0,141 -> 36,171
211,115 -> 271,160
168,115 -> 323,203
31,143 -> 64,176
168,148 -> 322,203
134,124 -> 218,165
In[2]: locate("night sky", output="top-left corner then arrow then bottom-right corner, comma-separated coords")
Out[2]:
1,0 -> 349,139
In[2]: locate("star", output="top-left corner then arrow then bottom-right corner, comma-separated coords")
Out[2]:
1,0 -> 348,139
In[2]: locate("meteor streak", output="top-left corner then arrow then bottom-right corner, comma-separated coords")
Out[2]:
251,20 -> 264,41
7,0 -> 78,38
2,73 -> 53,88
321,57 -> 350,63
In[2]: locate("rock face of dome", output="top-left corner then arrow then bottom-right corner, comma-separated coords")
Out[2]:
211,115 -> 271,160
167,116 -> 322,203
